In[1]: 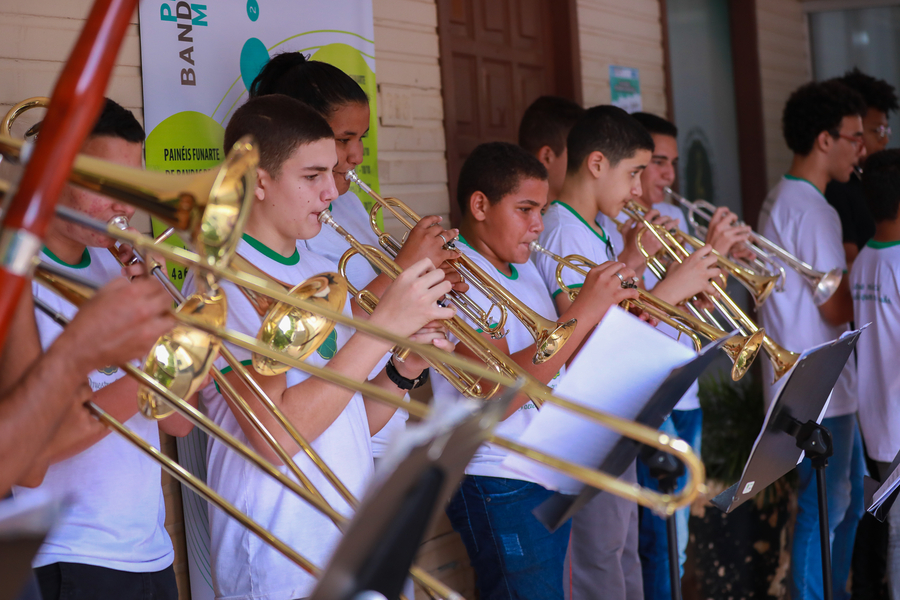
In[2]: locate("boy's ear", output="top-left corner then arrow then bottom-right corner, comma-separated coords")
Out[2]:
536,145 -> 557,169
585,150 -> 606,179
815,130 -> 835,154
255,167 -> 270,202
469,191 -> 491,222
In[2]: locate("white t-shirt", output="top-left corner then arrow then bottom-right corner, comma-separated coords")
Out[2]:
431,237 -> 564,481
850,239 -> 900,461
595,203 -> 700,410
302,189 -> 405,456
185,236 -> 375,600
758,176 -> 856,416
13,247 -> 173,573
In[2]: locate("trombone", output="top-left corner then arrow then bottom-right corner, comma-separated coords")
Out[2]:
59,207 -> 707,517
528,241 -> 764,381
664,187 -> 843,305
346,169 -> 575,365
623,201 -> 800,383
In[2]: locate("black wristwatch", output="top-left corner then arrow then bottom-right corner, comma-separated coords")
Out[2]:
385,356 -> 429,390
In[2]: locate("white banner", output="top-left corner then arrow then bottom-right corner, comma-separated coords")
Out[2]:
138,3 -> 377,597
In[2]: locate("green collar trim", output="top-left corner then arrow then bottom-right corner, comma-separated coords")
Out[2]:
43,246 -> 91,269
867,239 -> 900,249
551,282 -> 583,299
457,235 -> 518,279
784,174 -> 825,198
553,201 -> 608,243
242,234 -> 299,265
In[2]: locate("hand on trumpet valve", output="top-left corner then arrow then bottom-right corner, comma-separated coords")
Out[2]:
652,244 -> 722,304
574,261 -> 640,324
706,206 -> 754,261
394,215 -> 468,292
370,258 -> 456,338
398,321 -> 456,375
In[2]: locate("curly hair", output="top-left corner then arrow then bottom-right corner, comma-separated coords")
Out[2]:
834,68 -> 899,115
782,81 -> 866,156
862,149 -> 900,222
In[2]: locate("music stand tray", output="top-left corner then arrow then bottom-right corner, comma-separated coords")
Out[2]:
865,446 -> 900,522
535,336 -> 728,530
710,330 -> 863,514
309,389 -> 514,600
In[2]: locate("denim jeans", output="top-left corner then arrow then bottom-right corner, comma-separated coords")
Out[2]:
636,409 -> 702,600
791,415 -> 865,600
446,475 -> 572,600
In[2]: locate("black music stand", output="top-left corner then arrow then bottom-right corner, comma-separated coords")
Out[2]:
0,494 -> 62,600
710,331 -> 863,600
533,336 -> 728,530
309,388 -> 515,600
865,447 -> 900,522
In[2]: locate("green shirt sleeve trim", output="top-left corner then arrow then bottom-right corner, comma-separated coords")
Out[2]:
213,359 -> 255,394
242,234 -> 300,265
551,282 -> 583,299
866,238 -> 900,249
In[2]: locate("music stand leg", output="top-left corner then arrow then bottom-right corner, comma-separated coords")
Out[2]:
640,449 -> 685,600
794,421 -> 834,600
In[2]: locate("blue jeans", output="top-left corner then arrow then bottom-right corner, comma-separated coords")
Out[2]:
636,409 -> 702,600
446,475 -> 572,600
791,415 -> 865,600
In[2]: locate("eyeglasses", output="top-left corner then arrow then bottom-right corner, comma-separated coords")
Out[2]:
873,125 -> 892,140
836,133 -> 865,149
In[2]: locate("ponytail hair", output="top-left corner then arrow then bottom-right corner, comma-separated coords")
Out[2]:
249,52 -> 368,116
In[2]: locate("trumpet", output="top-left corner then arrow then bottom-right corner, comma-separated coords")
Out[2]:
622,200 -> 780,307
624,202 -> 800,383
664,187 -> 843,305
346,169 -> 575,365
528,241 -> 763,381
58,208 -> 707,517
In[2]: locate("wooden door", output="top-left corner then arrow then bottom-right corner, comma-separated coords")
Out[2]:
438,0 -> 581,224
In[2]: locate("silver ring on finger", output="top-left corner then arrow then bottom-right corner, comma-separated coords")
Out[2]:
615,272 -> 625,283
438,234 -> 447,245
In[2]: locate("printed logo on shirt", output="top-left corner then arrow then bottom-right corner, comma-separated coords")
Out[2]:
317,329 -> 338,360
97,365 -> 119,376
852,282 -> 893,305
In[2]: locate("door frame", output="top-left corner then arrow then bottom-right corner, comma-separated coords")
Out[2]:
436,0 -> 583,225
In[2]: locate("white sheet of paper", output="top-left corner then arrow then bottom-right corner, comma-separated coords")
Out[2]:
500,306 -> 696,494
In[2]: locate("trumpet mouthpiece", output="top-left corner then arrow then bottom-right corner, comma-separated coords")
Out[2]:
344,170 -> 356,182
108,215 -> 129,230
528,240 -> 542,252
317,209 -> 333,225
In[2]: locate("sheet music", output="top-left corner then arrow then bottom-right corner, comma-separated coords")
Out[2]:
500,307 -> 695,494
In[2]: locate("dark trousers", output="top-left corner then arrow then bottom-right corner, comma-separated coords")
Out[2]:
35,562 -> 177,600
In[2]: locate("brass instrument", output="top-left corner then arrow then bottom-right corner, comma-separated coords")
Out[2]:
61,211 -> 707,517
624,201 -> 800,383
0,133 -> 255,269
1,96 -> 48,139
623,200 -> 780,307
346,169 -> 576,365
664,187 -> 843,305
528,240 -> 764,381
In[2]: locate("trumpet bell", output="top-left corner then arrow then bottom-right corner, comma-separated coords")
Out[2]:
722,328 -> 765,381
253,273 -> 348,376
813,268 -> 843,306
138,287 -> 228,419
534,319 -> 577,364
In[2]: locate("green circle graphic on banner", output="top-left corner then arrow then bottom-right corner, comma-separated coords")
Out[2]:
246,0 -> 259,21
240,37 -> 269,92
146,111 -> 225,174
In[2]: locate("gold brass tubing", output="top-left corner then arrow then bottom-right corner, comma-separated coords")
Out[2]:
87,402 -> 320,576
181,314 -> 707,516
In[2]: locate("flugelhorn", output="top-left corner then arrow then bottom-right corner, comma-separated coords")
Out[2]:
60,208 -> 707,516
625,202 -> 800,383
346,169 -> 576,365
528,241 -> 763,381
664,187 -> 843,305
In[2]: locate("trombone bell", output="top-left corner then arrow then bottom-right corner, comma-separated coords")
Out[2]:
253,273 -> 348,376
138,287 -> 228,419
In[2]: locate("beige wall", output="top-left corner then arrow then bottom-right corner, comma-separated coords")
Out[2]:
577,0 -> 669,117
756,0 -> 813,190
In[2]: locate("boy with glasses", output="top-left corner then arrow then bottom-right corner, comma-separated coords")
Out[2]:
758,80 -> 867,600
